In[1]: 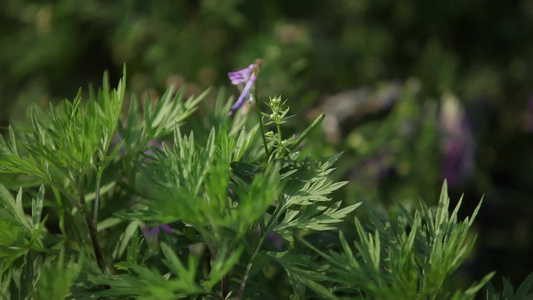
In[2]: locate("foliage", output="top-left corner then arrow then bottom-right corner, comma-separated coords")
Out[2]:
1,69 -> 529,299
485,273 -> 533,300
1,0 -> 532,285
304,182 -> 494,299
0,70 -> 354,298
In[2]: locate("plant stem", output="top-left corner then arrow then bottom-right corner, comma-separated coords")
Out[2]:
288,113 -> 325,152
81,196 -> 106,272
79,185 -> 106,273
50,174 -> 107,273
236,203 -> 283,300
254,87 -> 270,158
277,123 -> 283,145
93,167 -> 102,224
51,186 -> 83,246
221,276 -> 229,298
236,235 -> 265,300
71,177 -> 106,274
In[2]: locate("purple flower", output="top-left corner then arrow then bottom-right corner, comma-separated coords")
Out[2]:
265,232 -> 284,250
228,63 -> 259,115
144,139 -> 164,159
141,223 -> 172,244
228,64 -> 255,85
229,74 -> 257,116
110,135 -> 164,158
440,95 -> 475,187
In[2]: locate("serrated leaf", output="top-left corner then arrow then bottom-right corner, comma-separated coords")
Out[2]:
268,250 -> 335,300
515,273 -> 533,298
31,184 -> 45,228
160,242 -> 198,286
204,245 -> 244,290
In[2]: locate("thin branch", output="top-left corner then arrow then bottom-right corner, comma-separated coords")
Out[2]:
254,87 -> 270,158
221,275 -> 229,299
237,202 -> 284,300
287,113 -> 325,152
93,167 -> 102,224
78,181 -> 107,273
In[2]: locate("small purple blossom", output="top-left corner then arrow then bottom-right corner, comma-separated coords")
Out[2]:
228,62 -> 260,115
144,139 -> 164,159
228,64 -> 255,85
255,230 -> 285,250
440,95 -> 475,187
265,232 -> 284,250
141,223 -> 172,244
110,135 -> 164,158
229,74 -> 257,116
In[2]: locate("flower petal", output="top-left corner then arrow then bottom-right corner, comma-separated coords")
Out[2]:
229,74 -> 257,115
228,64 -> 255,85
160,224 -> 172,235
149,226 -> 160,236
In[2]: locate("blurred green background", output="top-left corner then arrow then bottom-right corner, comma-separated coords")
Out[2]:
1,0 -> 532,289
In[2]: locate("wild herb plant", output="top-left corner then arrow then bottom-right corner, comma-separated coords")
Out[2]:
485,273 -> 533,300
0,63 -> 530,299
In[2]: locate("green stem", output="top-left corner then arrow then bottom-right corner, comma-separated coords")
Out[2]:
81,193 -> 106,273
52,186 -> 83,247
93,167 -> 103,224
258,215 -> 266,236
76,179 -> 106,273
254,87 -> 270,158
52,177 -> 107,274
276,123 -> 283,145
236,202 -> 283,300
221,276 -> 229,299
288,113 -> 325,152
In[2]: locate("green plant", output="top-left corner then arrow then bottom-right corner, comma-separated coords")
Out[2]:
303,182 -> 494,299
0,65 -> 528,299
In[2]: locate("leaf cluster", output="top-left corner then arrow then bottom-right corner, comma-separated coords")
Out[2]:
0,69 -> 530,300
303,182 -> 494,299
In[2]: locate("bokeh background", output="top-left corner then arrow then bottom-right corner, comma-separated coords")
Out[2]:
1,0 -> 532,289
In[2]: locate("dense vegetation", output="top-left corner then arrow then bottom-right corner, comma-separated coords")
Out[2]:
0,0 -> 532,298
